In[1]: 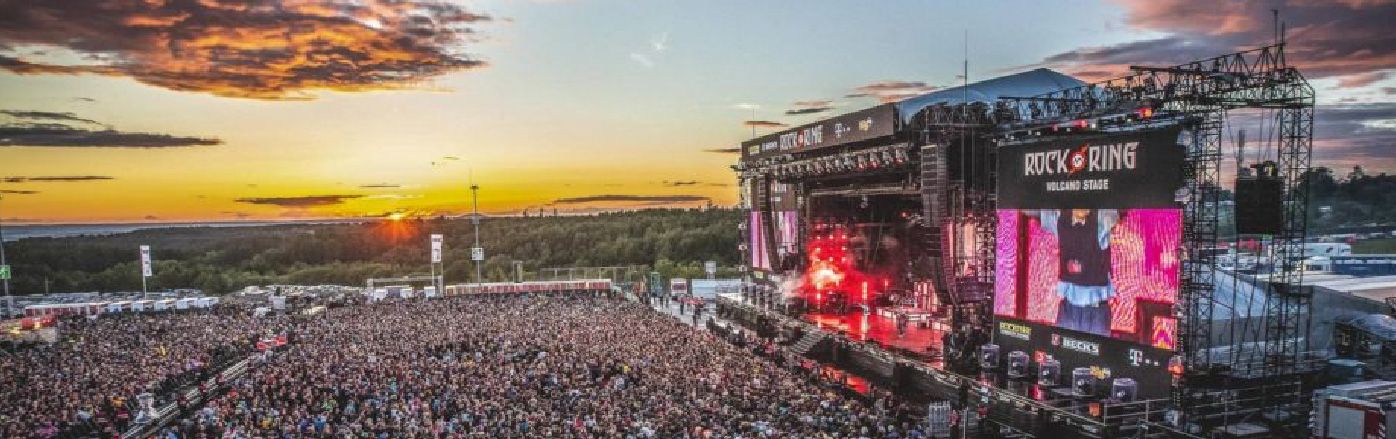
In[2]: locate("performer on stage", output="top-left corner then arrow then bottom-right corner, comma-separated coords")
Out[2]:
1034,209 -> 1119,336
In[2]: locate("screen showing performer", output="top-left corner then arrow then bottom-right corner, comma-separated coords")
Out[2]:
993,127 -> 1185,347
995,208 -> 1180,342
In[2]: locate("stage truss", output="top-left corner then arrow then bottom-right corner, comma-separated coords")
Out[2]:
913,44 -> 1315,437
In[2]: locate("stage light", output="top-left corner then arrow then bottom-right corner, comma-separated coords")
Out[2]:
1168,356 -> 1185,377
1038,359 -> 1061,386
1111,378 -> 1138,402
1071,367 -> 1096,397
1007,351 -> 1029,378
978,344 -> 1001,370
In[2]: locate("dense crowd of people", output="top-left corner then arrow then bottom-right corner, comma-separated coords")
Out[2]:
1,309 -> 290,438
153,295 -> 925,438
5,293 -> 930,438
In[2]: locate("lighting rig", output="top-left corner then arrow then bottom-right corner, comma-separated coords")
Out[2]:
742,143 -> 915,182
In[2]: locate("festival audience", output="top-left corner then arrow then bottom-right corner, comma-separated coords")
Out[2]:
6,294 -> 926,438
0,309 -> 287,439
168,295 -> 926,438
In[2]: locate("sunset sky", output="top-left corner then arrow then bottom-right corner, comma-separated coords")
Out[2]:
1,0 -> 1393,223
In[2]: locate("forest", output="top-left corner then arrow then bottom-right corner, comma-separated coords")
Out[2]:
3,208 -> 743,295
1306,166 -> 1396,233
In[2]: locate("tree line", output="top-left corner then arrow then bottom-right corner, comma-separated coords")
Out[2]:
4,208 -> 743,295
1306,166 -> 1396,233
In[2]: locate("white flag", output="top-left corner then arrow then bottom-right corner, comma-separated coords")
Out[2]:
139,245 -> 153,277
430,234 -> 444,263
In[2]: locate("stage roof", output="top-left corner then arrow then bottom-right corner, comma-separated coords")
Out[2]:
738,68 -> 1083,161
893,68 -> 1084,124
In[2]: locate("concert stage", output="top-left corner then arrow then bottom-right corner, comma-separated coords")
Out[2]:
718,296 -> 1169,439
804,310 -> 945,362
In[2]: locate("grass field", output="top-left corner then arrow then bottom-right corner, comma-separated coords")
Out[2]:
1353,238 -> 1396,254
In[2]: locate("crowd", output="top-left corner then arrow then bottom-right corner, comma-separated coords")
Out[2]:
0,309 -> 289,439
157,295 -> 929,438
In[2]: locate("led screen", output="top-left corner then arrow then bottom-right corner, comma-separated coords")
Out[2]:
994,208 -> 1180,341
774,210 -> 799,258
749,211 -> 770,270
994,127 -> 1184,347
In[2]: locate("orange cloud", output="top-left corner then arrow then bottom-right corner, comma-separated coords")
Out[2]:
234,195 -> 365,207
785,100 -> 835,115
846,80 -> 939,103
0,0 -> 491,100
743,120 -> 787,128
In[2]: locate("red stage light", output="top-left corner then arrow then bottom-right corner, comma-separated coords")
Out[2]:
1029,385 -> 1046,400
801,224 -> 888,308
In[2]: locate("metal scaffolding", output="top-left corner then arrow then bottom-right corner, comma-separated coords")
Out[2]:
909,43 -> 1316,438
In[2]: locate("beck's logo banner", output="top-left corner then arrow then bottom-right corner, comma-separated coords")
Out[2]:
997,127 -> 1185,209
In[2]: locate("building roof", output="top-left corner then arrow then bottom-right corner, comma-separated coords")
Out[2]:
1336,314 -> 1396,341
893,68 -> 1084,124
1210,270 -> 1396,319
1214,271 -> 1396,318
1304,273 -> 1396,302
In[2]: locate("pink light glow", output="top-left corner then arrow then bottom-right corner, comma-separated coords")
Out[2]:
995,209 -> 1181,337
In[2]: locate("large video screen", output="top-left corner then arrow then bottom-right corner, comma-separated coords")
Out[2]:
994,127 -> 1184,347
774,210 -> 799,261
749,211 -> 770,271
995,209 -> 1180,343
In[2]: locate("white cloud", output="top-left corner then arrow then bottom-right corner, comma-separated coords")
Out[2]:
651,32 -> 668,52
629,52 -> 654,68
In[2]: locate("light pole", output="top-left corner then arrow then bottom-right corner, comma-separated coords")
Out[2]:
430,234 -> 443,297
139,245 -> 151,300
471,183 -> 482,286
0,194 -> 11,317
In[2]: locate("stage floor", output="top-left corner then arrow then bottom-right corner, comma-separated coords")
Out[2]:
803,311 -> 945,364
